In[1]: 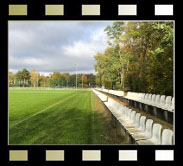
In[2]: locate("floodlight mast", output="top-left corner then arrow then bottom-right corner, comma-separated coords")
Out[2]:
75,64 -> 78,90
82,74 -> 83,88
37,72 -> 38,89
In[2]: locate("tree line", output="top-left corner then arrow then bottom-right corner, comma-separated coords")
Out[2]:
94,22 -> 173,96
9,69 -> 96,88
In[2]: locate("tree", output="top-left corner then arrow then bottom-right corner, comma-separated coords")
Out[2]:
30,70 -> 40,87
49,72 -> 63,87
39,75 -> 49,87
86,74 -> 96,87
123,22 -> 173,95
81,75 -> 88,88
9,72 -> 15,86
15,70 -> 23,86
94,21 -> 173,95
62,73 -> 70,87
94,47 -> 122,89
104,22 -> 128,89
21,69 -> 30,87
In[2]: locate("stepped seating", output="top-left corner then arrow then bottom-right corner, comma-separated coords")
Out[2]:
95,88 -> 174,112
95,88 -> 124,97
161,96 -> 174,111
123,91 -> 174,112
92,91 -> 174,145
137,93 -> 145,103
103,89 -> 109,93
108,90 -> 124,96
92,89 -> 107,102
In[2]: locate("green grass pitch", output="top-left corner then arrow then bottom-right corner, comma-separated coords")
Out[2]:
9,89 -> 127,145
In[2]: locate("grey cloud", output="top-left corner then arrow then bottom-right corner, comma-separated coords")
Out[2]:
9,21 -> 113,74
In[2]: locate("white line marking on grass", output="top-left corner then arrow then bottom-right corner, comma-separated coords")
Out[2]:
10,93 -> 77,128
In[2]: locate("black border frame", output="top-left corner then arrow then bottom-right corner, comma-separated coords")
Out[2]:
0,0 -> 180,166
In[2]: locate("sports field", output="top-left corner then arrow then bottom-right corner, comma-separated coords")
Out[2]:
9,89 -> 127,144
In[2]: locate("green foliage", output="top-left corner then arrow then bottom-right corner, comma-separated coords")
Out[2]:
13,69 -> 31,87
9,70 -> 96,88
95,22 -> 173,96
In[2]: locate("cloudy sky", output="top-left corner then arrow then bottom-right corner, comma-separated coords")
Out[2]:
9,21 -> 113,75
